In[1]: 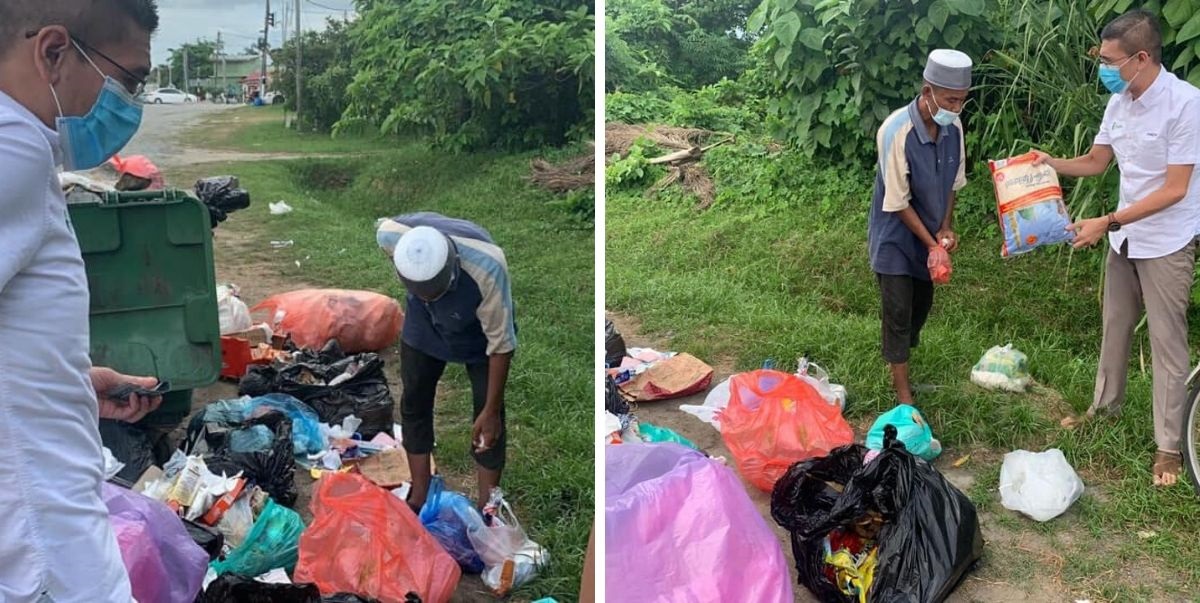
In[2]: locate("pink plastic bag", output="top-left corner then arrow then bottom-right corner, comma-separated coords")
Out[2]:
605,443 -> 794,603
102,483 -> 209,603
719,370 -> 855,492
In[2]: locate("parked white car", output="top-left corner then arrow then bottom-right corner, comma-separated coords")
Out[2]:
263,91 -> 285,105
142,88 -> 197,104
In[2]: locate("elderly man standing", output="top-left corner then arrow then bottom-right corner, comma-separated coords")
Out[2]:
868,49 -> 972,405
0,1 -> 164,601
1036,10 -> 1200,487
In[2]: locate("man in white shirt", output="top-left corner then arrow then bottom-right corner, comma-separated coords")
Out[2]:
0,2 -> 163,601
1034,9 -> 1200,487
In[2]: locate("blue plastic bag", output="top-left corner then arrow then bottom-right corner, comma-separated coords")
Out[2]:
866,405 -> 942,461
246,394 -> 328,455
419,476 -> 486,574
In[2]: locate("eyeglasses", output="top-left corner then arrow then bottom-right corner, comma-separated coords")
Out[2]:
1098,53 -> 1138,67
25,29 -> 148,96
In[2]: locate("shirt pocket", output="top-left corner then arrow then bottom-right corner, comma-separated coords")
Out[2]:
1139,130 -> 1168,164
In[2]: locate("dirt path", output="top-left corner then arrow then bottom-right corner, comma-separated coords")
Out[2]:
607,312 -> 1172,603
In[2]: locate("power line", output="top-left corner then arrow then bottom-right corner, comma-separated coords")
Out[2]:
305,0 -> 354,12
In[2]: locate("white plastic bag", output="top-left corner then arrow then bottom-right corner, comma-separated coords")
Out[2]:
680,376 -> 731,429
467,488 -> 549,596
796,357 -> 847,411
269,201 -> 293,215
102,447 -> 125,480
999,448 -> 1084,521
217,284 -> 252,335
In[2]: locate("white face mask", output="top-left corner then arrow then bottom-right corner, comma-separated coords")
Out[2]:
925,90 -> 959,127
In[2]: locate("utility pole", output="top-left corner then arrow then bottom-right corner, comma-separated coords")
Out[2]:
167,64 -> 173,88
183,47 -> 189,93
217,31 -> 226,92
295,0 -> 302,126
261,0 -> 271,98
281,2 -> 289,48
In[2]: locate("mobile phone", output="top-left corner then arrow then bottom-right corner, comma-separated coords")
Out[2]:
106,380 -> 171,401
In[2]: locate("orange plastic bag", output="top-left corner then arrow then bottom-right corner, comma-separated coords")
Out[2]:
719,370 -> 855,492
927,245 -> 952,285
293,473 -> 460,603
253,289 -> 403,353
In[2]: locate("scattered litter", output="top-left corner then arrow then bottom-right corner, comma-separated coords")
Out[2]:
1137,530 -> 1157,540
720,370 -> 854,492
294,473 -> 461,602
295,260 -> 302,268
953,454 -> 972,468
637,422 -> 699,450
325,415 -> 363,440
606,442 -> 793,602
102,446 -> 126,480
604,320 -> 627,369
866,405 -> 942,461
253,290 -> 404,354
358,448 -> 423,488
217,284 -> 253,335
604,412 -> 623,445
680,376 -> 730,430
990,152 -> 1073,257
796,357 -> 848,411
971,344 -> 1031,392
211,499 -> 305,577
772,426 -> 983,602
270,240 -> 295,249
999,448 -> 1085,522
269,201 -> 294,215
617,352 -> 713,402
184,410 -> 299,507
469,488 -> 549,596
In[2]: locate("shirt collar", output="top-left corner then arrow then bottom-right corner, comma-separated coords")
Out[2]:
0,90 -> 62,166
1131,66 -> 1168,105
907,98 -> 948,145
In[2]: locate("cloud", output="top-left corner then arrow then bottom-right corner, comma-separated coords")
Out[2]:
152,0 -> 352,63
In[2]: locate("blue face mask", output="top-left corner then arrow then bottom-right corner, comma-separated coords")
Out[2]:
50,42 -> 143,171
925,91 -> 959,127
1098,55 -> 1141,95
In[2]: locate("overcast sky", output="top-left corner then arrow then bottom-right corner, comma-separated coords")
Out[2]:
153,0 -> 354,64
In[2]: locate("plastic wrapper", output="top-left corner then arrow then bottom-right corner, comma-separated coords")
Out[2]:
187,411 -> 299,507
253,289 -> 403,353
927,245 -> 952,285
102,483 -> 210,603
637,422 -> 699,449
971,344 -> 1031,392
771,426 -> 984,602
467,488 -> 549,596
211,499 -> 306,577
419,476 -> 486,573
294,472 -> 461,603
216,489 -> 257,550
866,404 -> 942,461
990,152 -> 1073,257
606,443 -> 793,602
999,449 -> 1085,522
680,376 -> 731,429
719,370 -> 855,492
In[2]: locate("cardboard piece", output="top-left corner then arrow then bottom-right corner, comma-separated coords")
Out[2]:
355,449 -> 436,488
619,353 -> 714,402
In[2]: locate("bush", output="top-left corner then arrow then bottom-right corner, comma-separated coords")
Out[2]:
273,19 -> 355,132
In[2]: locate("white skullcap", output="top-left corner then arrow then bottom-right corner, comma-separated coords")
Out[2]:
924,49 -> 973,90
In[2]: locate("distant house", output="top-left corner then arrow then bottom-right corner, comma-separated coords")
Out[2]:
242,69 -> 268,100
196,55 -> 262,100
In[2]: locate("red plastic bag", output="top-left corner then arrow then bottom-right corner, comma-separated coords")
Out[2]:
253,289 -> 403,353
927,246 -> 952,285
293,473 -> 461,603
719,370 -> 855,492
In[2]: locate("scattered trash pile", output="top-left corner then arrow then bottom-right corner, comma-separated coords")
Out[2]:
108,386 -> 548,601
771,427 -> 984,603
603,319 -> 1087,601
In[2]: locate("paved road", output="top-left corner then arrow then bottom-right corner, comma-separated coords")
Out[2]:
122,102 -> 238,168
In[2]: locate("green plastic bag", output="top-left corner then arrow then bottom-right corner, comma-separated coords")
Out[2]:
866,404 -> 942,461
211,499 -> 305,577
970,344 -> 1031,392
638,422 -> 699,450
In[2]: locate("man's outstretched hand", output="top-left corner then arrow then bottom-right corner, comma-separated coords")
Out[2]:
91,367 -> 162,423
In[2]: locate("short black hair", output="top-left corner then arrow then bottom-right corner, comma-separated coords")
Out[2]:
0,0 -> 159,56
1101,9 -> 1162,63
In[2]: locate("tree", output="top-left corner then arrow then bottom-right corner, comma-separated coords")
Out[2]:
607,0 -> 751,92
272,18 -> 355,131
168,40 -> 218,89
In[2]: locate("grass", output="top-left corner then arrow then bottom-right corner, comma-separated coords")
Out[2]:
607,149 -> 1200,597
185,105 -> 400,154
180,122 -> 593,601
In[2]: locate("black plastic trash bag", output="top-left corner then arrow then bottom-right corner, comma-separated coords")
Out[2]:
98,420 -> 156,483
183,518 -> 225,561
771,426 -> 984,603
605,320 -> 626,369
201,574 -> 321,602
324,595 -> 390,603
239,365 -> 279,398
184,411 -> 298,507
195,176 -> 251,228
605,375 -> 629,416
273,341 -> 395,439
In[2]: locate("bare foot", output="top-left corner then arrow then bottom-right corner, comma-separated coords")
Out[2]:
1153,450 -> 1182,487
1060,405 -> 1117,429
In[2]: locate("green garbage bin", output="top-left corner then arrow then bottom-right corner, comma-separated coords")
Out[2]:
69,189 -> 221,426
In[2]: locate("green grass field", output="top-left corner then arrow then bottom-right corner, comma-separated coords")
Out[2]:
187,106 -> 400,154
185,117 -> 594,601
607,146 -> 1200,597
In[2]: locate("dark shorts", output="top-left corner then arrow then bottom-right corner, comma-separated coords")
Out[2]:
399,342 -> 506,470
878,273 -> 934,364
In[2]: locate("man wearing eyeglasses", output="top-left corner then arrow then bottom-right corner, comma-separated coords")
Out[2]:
1033,9 -> 1200,487
377,213 -> 517,512
0,2 -> 161,601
